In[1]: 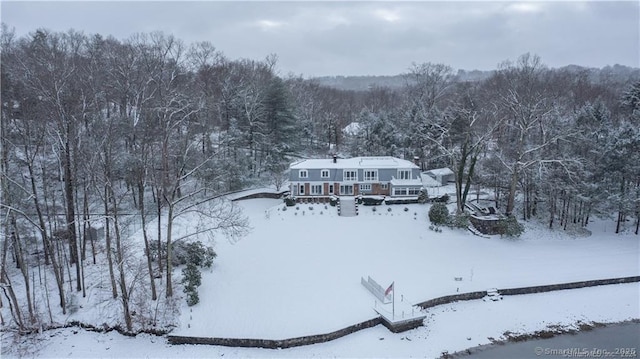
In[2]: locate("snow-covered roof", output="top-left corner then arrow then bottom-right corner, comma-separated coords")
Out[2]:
420,173 -> 442,187
342,122 -> 361,136
390,178 -> 423,186
290,156 -> 419,170
424,167 -> 454,176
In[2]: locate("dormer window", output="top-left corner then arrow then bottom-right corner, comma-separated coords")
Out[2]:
299,170 -> 308,178
398,169 -> 411,180
321,169 -> 330,178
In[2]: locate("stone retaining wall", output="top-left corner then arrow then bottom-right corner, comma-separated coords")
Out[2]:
416,276 -> 640,309
168,276 -> 640,349
167,317 -> 382,349
416,291 -> 487,309
469,216 -> 503,235
231,191 -> 288,202
498,276 -> 640,296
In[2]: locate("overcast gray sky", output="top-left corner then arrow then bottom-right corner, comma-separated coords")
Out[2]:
2,1 -> 638,77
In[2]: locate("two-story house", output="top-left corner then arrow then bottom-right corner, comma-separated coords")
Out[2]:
289,155 -> 423,201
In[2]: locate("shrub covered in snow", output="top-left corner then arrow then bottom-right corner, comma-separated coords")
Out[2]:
418,188 -> 428,204
429,203 -> 450,225
148,240 -> 217,306
498,216 -> 525,238
449,213 -> 470,229
182,263 -> 201,306
432,194 -> 450,203
284,196 -> 296,206
150,240 -> 216,267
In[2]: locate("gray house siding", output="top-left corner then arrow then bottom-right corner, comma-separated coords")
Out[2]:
289,157 -> 423,199
290,168 -> 341,182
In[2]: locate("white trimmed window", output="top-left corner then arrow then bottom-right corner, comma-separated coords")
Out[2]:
311,185 -> 323,195
408,187 -> 421,195
343,170 -> 357,181
381,183 -> 388,190
299,185 -> 305,195
329,184 -> 334,194
321,169 -> 330,178
363,170 -> 378,182
398,170 -> 411,180
360,184 -> 372,191
393,187 -> 407,196
299,170 -> 308,179
340,185 -> 354,195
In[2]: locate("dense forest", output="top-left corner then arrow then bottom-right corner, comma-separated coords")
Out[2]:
1,26 -> 639,333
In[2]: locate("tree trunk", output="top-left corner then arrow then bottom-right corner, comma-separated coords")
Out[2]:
563,196 -> 570,231
506,165 -> 518,217
63,134 -> 81,292
616,211 -> 622,234
584,203 -> 591,227
11,217 -> 34,324
461,150 -> 479,211
112,197 -> 132,332
156,187 -> 163,279
104,186 -> 118,299
454,142 -> 467,214
549,189 -> 556,229
616,177 -> 626,234
27,158 -> 50,265
166,202 -> 174,297
138,179 -> 157,301
0,273 -> 24,331
506,126 -> 526,217
82,186 -> 90,262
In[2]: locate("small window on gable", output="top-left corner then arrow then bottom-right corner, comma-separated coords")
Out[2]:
299,170 -> 308,178
321,169 -> 330,178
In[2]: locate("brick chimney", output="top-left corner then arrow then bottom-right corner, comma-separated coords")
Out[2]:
333,154 -> 337,163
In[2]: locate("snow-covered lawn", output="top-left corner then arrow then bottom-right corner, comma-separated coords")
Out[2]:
8,282 -> 638,358
174,198 -> 639,339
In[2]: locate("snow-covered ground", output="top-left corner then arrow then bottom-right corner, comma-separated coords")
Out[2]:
6,282 -> 638,358
173,198 -> 639,339
2,194 -> 638,358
